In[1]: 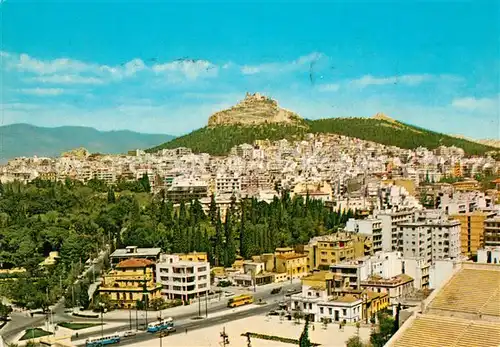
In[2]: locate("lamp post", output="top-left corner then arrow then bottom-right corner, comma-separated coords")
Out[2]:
99,302 -> 105,338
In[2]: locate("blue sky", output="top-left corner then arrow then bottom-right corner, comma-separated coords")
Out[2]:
1,0 -> 499,139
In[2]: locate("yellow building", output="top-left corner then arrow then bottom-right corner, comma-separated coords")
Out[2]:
304,233 -> 372,271
38,171 -> 57,181
176,251 -> 208,262
274,248 -> 308,280
452,180 -> 479,192
453,162 -> 462,177
292,181 -> 333,202
451,211 -> 496,257
98,258 -> 162,309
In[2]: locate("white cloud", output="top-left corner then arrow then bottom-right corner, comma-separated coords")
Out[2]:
152,59 -> 218,80
26,75 -> 105,85
348,74 -> 464,89
349,74 -> 436,88
451,95 -> 499,113
17,88 -> 65,96
317,83 -> 340,92
3,52 -> 219,84
241,52 -> 324,75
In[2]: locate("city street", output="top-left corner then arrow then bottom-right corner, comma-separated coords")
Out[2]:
73,302 -> 276,346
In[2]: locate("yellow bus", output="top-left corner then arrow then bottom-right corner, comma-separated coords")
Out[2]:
227,294 -> 254,308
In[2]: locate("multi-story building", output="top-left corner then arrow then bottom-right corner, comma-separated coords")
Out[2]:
165,178 -> 208,203
304,233 -> 371,271
451,211 -> 496,257
345,218 -> 383,253
98,258 -> 162,309
401,256 -> 430,289
375,209 -> 415,252
398,216 -> 460,264
274,248 -> 309,280
288,271 -> 389,324
215,173 -> 241,195
289,272 -> 363,323
156,253 -> 210,304
484,216 -> 500,248
229,248 -> 308,286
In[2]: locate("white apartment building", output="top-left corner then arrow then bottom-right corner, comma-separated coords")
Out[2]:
398,215 -> 460,265
375,209 -> 415,252
215,173 -> 242,195
331,251 -> 430,290
289,275 -> 363,323
401,257 -> 430,289
156,254 -> 210,304
345,218 -> 383,253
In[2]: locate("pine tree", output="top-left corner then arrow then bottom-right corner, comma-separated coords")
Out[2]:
214,210 -> 224,266
107,188 -> 116,203
224,209 -> 236,267
299,316 -> 312,347
209,194 -> 217,225
139,173 -> 151,192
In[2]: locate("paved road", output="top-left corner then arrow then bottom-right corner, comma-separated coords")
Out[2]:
74,302 -> 277,346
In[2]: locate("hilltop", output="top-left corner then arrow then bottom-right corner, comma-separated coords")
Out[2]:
0,123 -> 174,161
148,94 -> 496,156
208,92 -> 305,127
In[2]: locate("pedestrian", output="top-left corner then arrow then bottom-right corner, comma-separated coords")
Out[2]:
185,328 -> 188,334
312,324 -> 315,331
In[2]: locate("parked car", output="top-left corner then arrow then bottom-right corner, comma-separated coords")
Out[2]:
224,291 -> 235,297
270,287 -> 282,295
268,310 -> 279,316
123,330 -> 136,337
159,326 -> 176,337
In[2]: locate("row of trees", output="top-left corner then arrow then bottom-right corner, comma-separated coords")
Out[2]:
0,177 -> 354,309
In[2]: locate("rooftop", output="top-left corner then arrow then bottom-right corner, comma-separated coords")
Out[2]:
116,258 -> 155,269
361,274 -> 414,286
303,271 -> 333,282
330,294 -> 361,304
276,253 -> 307,260
110,247 -> 161,258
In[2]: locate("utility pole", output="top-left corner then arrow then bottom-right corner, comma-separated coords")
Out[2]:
129,307 -> 132,330
198,293 -> 201,317
205,290 -> 208,318
135,307 -> 138,330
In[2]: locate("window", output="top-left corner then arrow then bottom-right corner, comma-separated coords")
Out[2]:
329,308 -> 332,314
320,307 -> 324,314
343,309 -> 347,315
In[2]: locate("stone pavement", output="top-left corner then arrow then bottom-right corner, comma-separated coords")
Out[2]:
126,314 -> 371,347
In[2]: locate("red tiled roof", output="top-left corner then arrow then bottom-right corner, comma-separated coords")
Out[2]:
116,258 -> 154,268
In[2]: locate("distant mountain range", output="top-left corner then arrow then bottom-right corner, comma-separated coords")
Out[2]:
0,123 -> 174,161
148,93 -> 497,156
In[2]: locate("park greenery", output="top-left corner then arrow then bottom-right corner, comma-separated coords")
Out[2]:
0,177 -> 352,310
148,118 -> 496,156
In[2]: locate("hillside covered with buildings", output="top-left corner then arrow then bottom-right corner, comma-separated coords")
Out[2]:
149,93 -> 496,156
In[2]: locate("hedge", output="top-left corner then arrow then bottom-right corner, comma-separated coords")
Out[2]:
241,332 -> 321,346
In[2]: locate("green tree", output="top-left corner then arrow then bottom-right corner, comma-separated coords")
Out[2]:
107,188 -> 116,203
370,311 -> 396,347
299,316 -> 312,347
346,335 -> 366,347
139,173 -> 151,193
